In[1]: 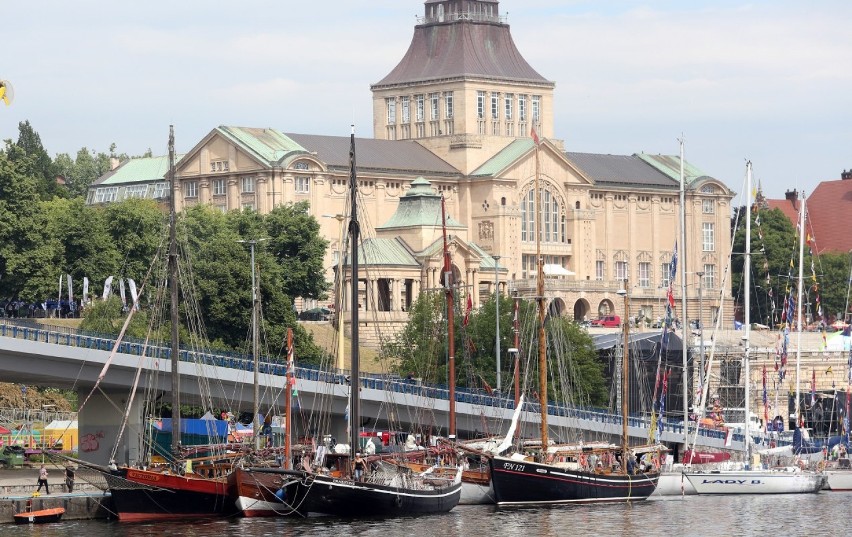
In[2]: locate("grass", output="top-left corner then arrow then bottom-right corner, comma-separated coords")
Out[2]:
301,322 -> 385,374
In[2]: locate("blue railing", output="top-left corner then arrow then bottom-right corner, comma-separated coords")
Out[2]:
0,319 -> 743,443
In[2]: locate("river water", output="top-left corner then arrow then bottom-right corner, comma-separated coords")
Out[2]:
0,493 -> 844,536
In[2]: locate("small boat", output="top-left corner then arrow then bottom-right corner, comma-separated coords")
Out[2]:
14,506 -> 65,524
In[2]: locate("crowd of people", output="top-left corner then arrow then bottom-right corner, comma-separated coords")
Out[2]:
2,299 -> 85,319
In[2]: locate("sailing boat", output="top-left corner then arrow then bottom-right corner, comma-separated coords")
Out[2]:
487,132 -> 660,506
684,162 -> 824,494
286,128 -> 462,517
105,127 -> 240,521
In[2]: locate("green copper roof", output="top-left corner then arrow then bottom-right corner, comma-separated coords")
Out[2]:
99,154 -> 184,185
346,238 -> 418,267
216,126 -> 308,164
469,242 -> 507,272
378,177 -> 465,230
471,139 -> 534,177
637,153 -> 711,185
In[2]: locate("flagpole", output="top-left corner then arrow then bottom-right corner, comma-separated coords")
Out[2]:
679,137 -> 689,451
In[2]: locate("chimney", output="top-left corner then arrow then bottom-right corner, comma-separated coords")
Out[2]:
784,189 -> 797,201
110,157 -> 121,170
842,169 -> 852,181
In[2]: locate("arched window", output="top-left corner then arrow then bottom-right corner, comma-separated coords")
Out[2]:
521,185 -> 563,243
575,200 -> 580,209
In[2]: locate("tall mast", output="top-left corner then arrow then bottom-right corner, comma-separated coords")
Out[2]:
534,135 -> 547,449
795,191 -> 806,427
348,126 -> 361,457
284,327 -> 293,469
251,241 -> 260,450
619,281 -> 630,473
744,161 -> 753,464
678,138 -> 689,447
442,195 -> 456,437
168,125 -> 181,455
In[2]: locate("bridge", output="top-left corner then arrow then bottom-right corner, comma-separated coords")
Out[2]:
0,319 -> 747,466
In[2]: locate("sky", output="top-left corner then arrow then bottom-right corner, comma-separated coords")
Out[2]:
2,0 -> 851,201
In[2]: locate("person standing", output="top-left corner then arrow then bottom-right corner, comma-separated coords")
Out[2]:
353,453 -> 367,482
65,464 -> 75,493
36,464 -> 49,495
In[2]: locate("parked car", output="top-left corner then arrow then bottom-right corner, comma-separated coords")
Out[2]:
590,315 -> 621,328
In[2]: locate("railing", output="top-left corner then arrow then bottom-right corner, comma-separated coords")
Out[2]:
0,319 -> 750,445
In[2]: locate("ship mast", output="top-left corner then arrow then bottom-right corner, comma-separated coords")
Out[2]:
534,135 -> 547,450
348,126 -> 361,458
442,195 -> 456,437
168,125 -> 181,456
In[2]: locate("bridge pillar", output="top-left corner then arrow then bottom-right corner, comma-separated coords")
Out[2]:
77,389 -> 144,467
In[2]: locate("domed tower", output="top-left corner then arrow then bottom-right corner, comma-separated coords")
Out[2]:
371,0 -> 555,173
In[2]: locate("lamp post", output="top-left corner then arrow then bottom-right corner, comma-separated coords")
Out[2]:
494,254 -> 501,393
696,270 -> 705,396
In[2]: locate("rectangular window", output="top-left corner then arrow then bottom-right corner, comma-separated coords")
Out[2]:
504,93 -> 513,120
213,178 -> 226,196
615,261 -> 628,281
491,92 -> 499,120
295,176 -> 310,193
415,94 -> 425,122
430,93 -> 439,120
702,222 -> 715,252
596,260 -> 605,281
124,185 -> 147,199
661,263 -> 671,288
477,91 -> 486,119
532,95 -> 541,123
519,95 -> 527,121
702,199 -> 715,214
184,181 -> 198,198
95,186 -> 119,203
386,98 -> 396,125
401,96 -> 410,123
638,262 -> 651,288
241,177 -> 255,193
444,91 -> 453,119
152,182 -> 168,199
242,202 -> 255,211
703,264 -> 716,289
211,160 -> 229,173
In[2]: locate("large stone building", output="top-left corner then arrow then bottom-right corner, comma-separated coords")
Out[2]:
88,0 -> 734,343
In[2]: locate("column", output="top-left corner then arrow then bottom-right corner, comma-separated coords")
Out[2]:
199,179 -> 211,205
256,175 -> 269,214
77,389 -> 143,467
227,177 -> 239,211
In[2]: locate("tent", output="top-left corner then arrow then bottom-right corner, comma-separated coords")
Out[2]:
44,420 -> 78,451
825,332 -> 852,352
543,264 -> 575,277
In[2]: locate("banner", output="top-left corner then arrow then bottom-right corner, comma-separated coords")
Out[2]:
102,276 -> 114,300
128,278 -> 138,310
67,274 -> 73,304
119,278 -> 127,308
83,277 -> 89,304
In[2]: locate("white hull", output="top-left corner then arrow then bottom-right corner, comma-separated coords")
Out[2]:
235,495 -> 289,517
685,469 -> 825,494
824,470 -> 852,491
459,480 -> 494,505
652,471 -> 696,496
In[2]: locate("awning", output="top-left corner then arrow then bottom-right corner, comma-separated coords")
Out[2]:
543,264 -> 575,277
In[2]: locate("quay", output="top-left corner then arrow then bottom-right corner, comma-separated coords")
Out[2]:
0,465 -> 112,523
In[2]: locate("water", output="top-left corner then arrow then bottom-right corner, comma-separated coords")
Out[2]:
0,494 -> 846,536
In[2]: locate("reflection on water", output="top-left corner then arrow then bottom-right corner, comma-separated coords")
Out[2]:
0,494 -> 848,536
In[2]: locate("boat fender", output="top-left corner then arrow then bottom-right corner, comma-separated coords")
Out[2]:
275,487 -> 287,501
579,454 -> 587,468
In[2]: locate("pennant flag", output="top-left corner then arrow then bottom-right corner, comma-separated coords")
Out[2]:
67,275 -> 73,303
83,277 -> 89,304
128,278 -> 138,310
102,276 -> 114,300
119,278 -> 127,307
463,294 -> 473,327
825,366 -> 833,375
530,126 -> 540,146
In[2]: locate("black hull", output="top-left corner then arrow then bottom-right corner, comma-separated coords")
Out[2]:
105,470 -> 238,522
296,474 -> 462,517
489,456 -> 659,505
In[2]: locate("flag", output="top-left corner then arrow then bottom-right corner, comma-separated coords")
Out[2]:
825,366 -> 833,375
119,278 -> 127,308
66,275 -> 73,304
102,276 -> 114,300
128,278 -> 138,310
463,294 -> 472,327
530,126 -> 540,146
811,369 -> 816,406
83,277 -> 89,304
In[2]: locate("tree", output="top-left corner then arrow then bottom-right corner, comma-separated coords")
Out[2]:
265,202 -> 330,302
13,121 -> 65,200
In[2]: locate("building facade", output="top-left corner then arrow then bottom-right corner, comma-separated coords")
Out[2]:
88,0 -> 734,342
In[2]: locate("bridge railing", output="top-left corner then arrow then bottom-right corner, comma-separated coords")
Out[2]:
0,319 -> 752,445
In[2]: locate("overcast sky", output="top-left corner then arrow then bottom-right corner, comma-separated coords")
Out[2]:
3,0 -> 850,201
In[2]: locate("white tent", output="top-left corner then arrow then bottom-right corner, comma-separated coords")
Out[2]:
542,264 -> 575,277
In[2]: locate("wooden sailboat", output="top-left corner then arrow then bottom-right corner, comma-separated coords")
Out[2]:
684,162 -> 824,495
487,131 -> 660,506
286,128 -> 462,517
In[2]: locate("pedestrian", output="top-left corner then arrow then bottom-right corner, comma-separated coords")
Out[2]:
353,452 -> 367,482
65,464 -> 75,493
36,464 -> 49,495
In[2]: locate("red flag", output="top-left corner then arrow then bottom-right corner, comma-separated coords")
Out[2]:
530,126 -> 540,146
463,294 -> 472,326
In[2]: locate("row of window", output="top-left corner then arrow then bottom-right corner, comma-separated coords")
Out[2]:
520,187 -> 566,244
476,91 -> 541,123
386,92 -> 454,125
596,260 -> 717,288
92,183 -> 168,203
183,176 -> 312,198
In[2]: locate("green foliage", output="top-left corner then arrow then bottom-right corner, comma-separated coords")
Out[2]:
79,296 -> 154,339
265,202 -> 330,302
